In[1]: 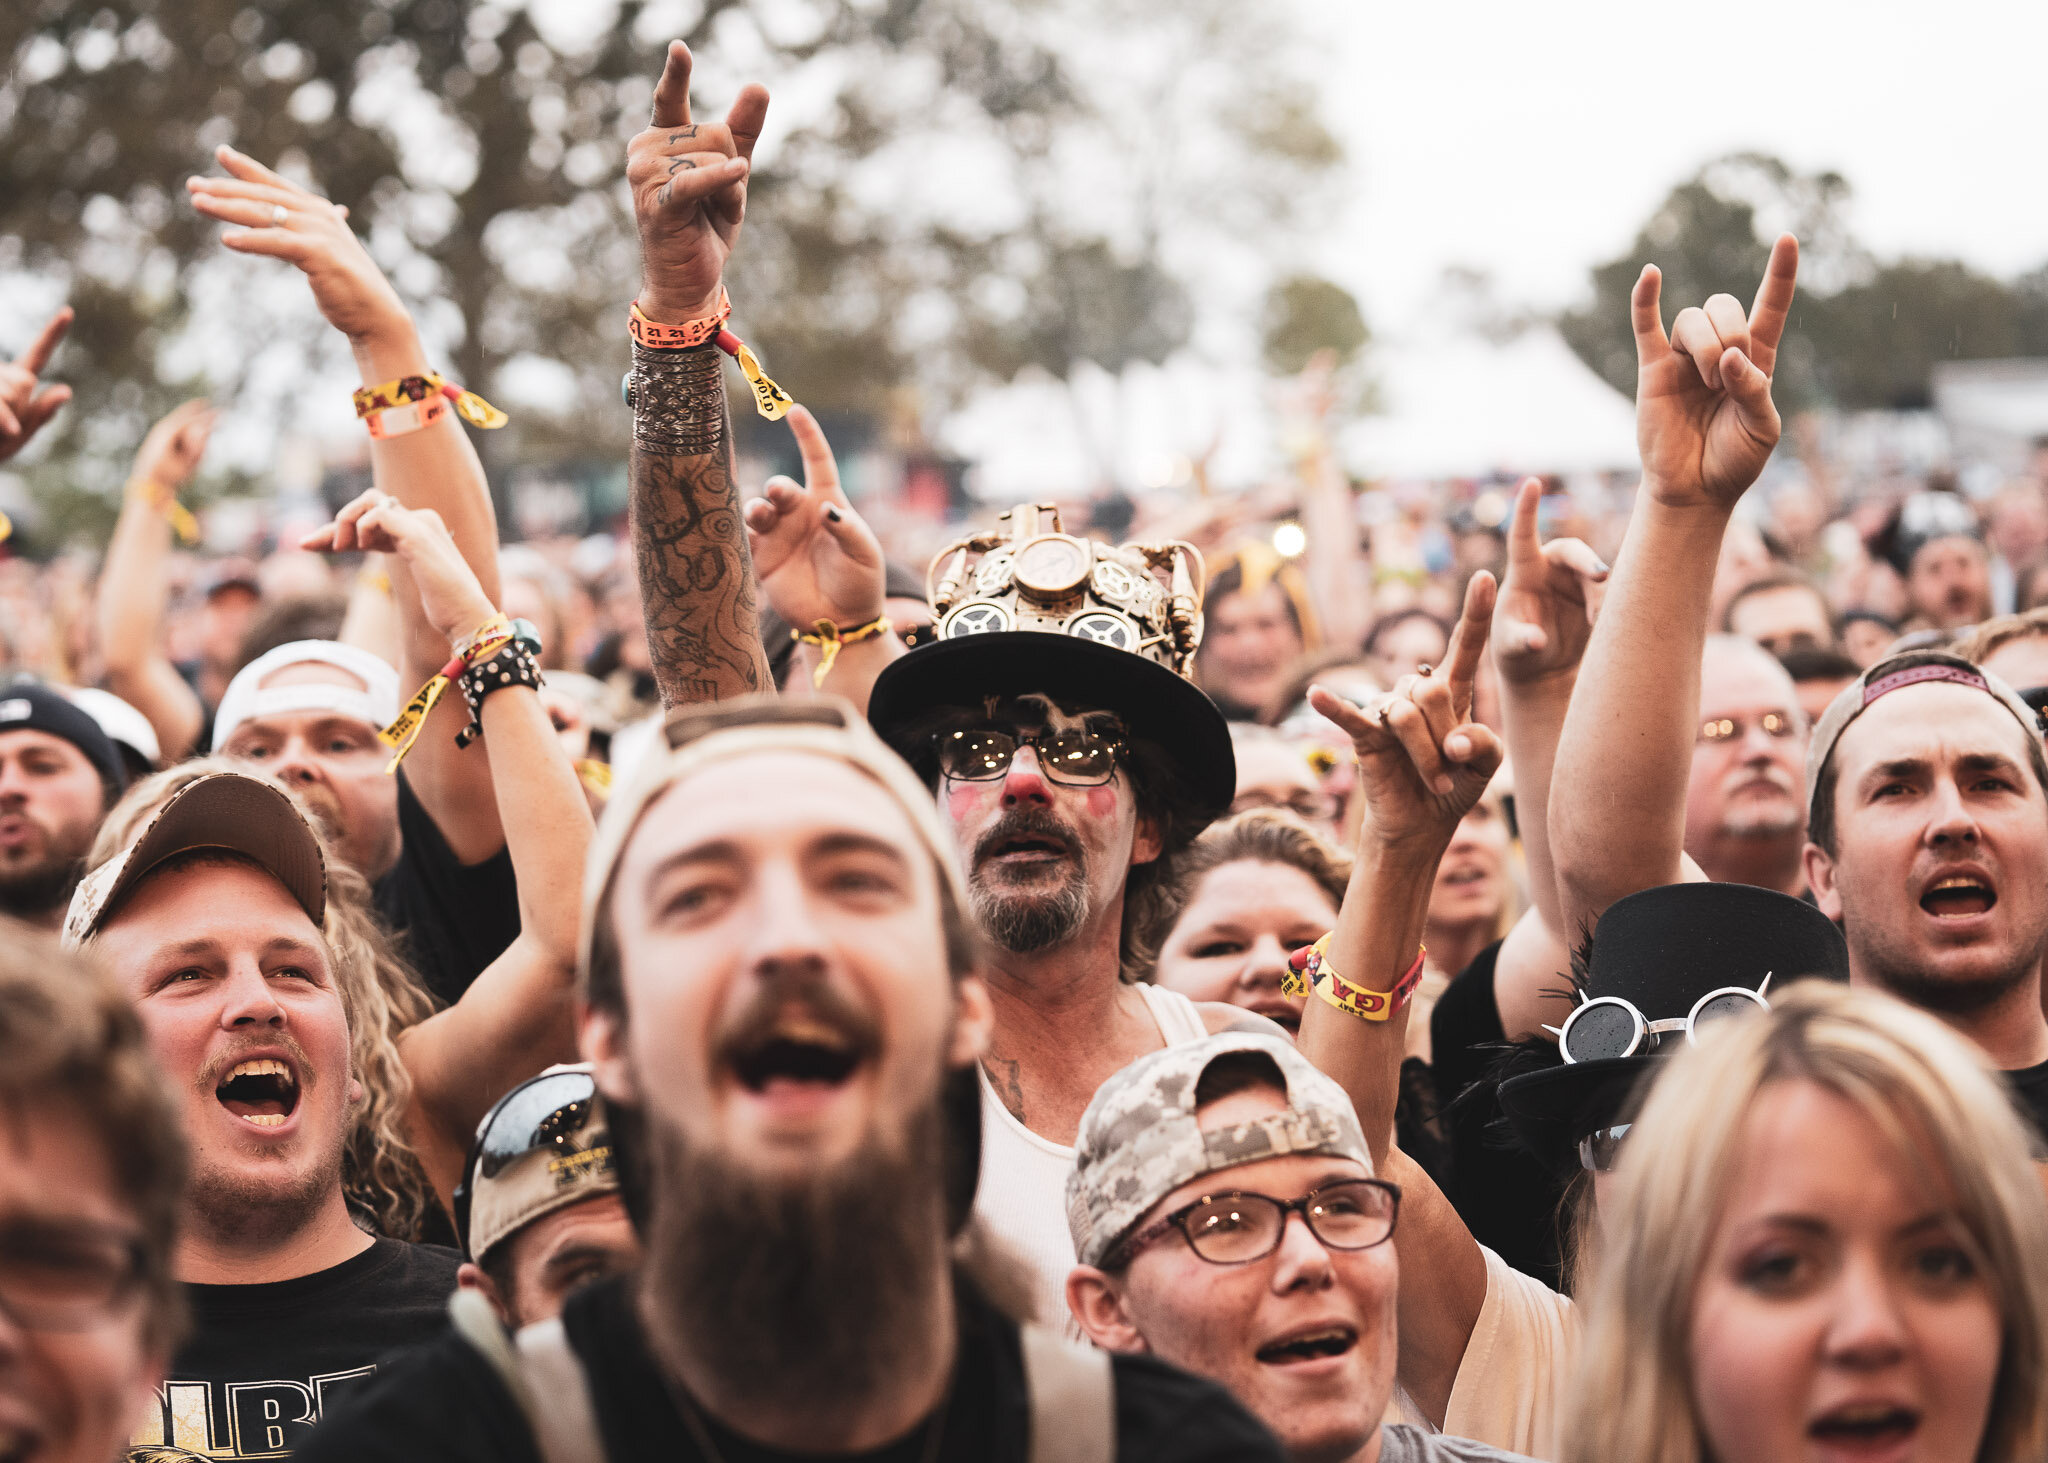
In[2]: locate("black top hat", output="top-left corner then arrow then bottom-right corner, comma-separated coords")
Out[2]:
1497,883 -> 1849,1173
867,506 -> 1235,830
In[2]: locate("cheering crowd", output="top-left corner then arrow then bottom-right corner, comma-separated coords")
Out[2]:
10,37 -> 2048,1463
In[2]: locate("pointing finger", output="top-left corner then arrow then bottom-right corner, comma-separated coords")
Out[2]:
727,83 -> 770,163
649,41 -> 694,130
1747,234 -> 1800,374
786,405 -> 843,502
1631,265 -> 1669,365
1440,571 -> 1496,706
1506,477 -> 1543,576
16,306 -> 74,375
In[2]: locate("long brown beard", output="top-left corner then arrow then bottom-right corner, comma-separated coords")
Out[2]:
631,1094 -> 952,1426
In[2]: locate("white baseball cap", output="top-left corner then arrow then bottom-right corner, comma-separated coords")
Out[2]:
212,640 -> 401,751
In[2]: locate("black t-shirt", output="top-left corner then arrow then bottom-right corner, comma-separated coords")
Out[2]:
130,1237 -> 462,1460
2005,1060 -> 2048,1149
295,1273 -> 1286,1463
373,769 -> 521,1007
1428,940 -> 1571,1291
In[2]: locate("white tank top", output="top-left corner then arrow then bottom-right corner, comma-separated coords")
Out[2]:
974,983 -> 1211,1339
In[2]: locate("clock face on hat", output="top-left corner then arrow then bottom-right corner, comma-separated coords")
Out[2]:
1012,535 -> 1092,600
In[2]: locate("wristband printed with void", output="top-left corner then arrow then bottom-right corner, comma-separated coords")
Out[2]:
363,394 -> 451,441
627,297 -> 794,422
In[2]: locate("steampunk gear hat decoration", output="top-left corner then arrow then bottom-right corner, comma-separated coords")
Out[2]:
867,503 -> 1236,828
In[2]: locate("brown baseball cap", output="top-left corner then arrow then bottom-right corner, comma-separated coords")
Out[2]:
63,772 -> 326,947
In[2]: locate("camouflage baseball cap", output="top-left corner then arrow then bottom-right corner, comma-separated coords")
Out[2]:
1065,1032 -> 1370,1268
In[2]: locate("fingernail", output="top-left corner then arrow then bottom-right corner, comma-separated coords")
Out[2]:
1594,558 -> 1611,576
824,507 -> 841,522
1436,776 -> 1455,796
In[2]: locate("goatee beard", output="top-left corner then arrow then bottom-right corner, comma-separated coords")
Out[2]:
635,1095 -> 951,1426
968,808 -> 1090,954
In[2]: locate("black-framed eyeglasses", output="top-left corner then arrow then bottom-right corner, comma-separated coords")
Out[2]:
1698,712 -> 1800,745
932,725 -> 1127,787
452,1068 -> 597,1258
0,1216 -> 149,1331
1546,976 -> 1772,1065
1110,1178 -> 1401,1268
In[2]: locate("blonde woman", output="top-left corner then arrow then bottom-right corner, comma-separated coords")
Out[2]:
1565,980 -> 2048,1463
1143,808 -> 1351,1039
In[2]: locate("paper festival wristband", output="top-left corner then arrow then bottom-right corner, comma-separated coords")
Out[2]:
792,615 -> 888,687
352,374 -> 508,431
377,615 -> 516,772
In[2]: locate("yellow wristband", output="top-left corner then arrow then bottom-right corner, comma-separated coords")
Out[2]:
791,615 -> 888,687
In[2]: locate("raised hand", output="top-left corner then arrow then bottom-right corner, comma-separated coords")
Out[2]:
743,406 -> 886,630
1492,477 -> 1608,686
630,41 -> 770,324
187,146 -> 409,345
130,399 -> 217,492
0,306 -> 74,463
1310,572 -> 1503,853
303,489 -> 496,649
1634,234 -> 1799,512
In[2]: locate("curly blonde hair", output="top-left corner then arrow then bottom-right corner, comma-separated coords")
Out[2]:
89,757 -> 441,1240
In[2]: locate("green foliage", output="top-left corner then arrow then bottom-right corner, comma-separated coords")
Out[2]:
1260,273 -> 1367,375
1559,152 -> 2048,413
1,0 -> 1341,534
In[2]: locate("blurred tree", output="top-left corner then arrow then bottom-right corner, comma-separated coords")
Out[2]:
1260,273 -> 1367,374
0,0 -> 1339,540
1560,152 -> 2048,414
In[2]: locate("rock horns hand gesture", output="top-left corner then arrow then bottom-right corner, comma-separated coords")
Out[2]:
1634,233 -> 1799,513
743,405 -> 887,633
630,41 -> 769,325
1311,572 -> 1503,853
0,306 -> 74,464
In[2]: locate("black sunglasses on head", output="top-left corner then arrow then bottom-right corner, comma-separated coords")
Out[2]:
451,1069 -> 597,1258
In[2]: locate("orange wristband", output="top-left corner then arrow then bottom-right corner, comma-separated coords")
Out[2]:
629,291 -> 732,351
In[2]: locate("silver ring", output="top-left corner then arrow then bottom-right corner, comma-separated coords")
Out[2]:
271,204 -> 288,227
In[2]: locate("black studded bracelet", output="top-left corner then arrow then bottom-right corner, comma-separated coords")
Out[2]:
455,640 -> 544,749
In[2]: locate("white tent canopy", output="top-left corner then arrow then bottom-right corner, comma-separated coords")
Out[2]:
1336,325 -> 1640,480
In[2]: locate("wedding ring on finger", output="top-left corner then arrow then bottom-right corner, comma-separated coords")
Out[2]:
271,204 -> 288,226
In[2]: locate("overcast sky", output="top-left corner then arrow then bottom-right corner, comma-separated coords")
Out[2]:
1310,0 -> 2048,333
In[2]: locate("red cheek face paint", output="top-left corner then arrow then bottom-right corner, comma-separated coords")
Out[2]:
1085,785 -> 1117,819
947,783 -> 983,822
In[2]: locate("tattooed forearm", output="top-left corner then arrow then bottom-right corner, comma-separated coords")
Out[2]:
628,342 -> 771,707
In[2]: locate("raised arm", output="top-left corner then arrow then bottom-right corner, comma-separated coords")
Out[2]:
307,491 -> 593,1207
626,42 -> 773,705
95,401 -> 213,761
1293,355 -> 1373,653
1488,477 -> 1607,1039
0,306 -> 74,463
188,147 -> 507,862
1549,236 -> 1799,937
744,404 -> 903,710
1298,573 -> 1500,1425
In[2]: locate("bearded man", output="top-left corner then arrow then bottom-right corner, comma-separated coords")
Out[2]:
293,692 -> 1282,1461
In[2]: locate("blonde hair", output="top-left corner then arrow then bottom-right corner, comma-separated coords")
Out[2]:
1563,982 -> 2048,1463
1132,807 -> 1350,981
1956,607 -> 2048,668
90,758 -> 440,1240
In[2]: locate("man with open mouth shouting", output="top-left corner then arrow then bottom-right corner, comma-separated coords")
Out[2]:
289,695 -> 1284,1462
63,772 -> 460,1458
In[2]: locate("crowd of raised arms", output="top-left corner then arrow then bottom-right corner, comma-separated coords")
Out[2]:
11,39 -> 2048,1463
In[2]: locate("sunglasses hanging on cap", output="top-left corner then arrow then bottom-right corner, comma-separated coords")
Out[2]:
1544,974 -> 1773,1066
452,1068 -> 597,1257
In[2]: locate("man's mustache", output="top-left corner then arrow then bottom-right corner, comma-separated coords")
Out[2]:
971,807 -> 1081,866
